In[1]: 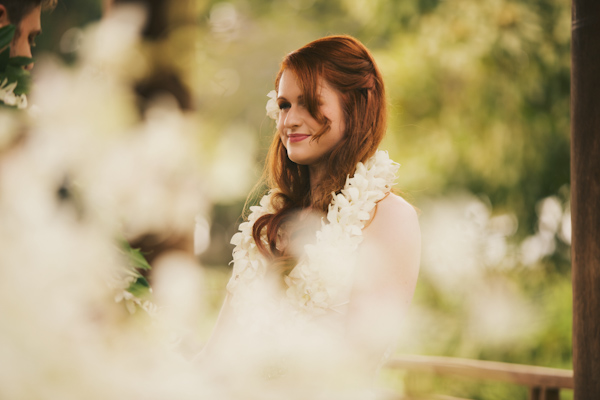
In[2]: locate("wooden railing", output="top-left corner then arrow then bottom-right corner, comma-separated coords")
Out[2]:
385,355 -> 573,400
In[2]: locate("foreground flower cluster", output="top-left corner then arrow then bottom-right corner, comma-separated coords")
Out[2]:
0,7 -> 215,399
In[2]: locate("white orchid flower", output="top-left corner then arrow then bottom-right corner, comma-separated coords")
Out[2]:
265,90 -> 279,120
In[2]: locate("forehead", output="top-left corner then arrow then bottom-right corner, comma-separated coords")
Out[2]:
278,70 -> 301,96
277,69 -> 336,98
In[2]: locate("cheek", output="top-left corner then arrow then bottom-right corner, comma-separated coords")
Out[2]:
10,37 -> 27,55
332,113 -> 346,139
339,109 -> 348,137
278,126 -> 287,148
336,117 -> 346,135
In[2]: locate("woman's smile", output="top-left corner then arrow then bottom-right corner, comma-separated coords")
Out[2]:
287,133 -> 310,143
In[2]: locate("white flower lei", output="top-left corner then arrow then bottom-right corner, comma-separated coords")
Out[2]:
227,149 -> 399,325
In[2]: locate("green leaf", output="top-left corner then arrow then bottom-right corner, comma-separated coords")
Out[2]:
3,64 -> 31,95
127,277 -> 151,297
0,47 -> 9,71
0,25 -> 15,49
135,276 -> 150,288
118,240 -> 153,300
126,247 -> 152,271
8,56 -> 35,68
119,240 -> 152,271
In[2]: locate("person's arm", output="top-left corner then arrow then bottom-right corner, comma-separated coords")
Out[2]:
345,193 -> 421,372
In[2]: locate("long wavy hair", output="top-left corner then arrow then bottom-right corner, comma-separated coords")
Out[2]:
252,35 -> 387,265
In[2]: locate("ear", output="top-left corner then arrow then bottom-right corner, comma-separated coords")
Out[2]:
0,5 -> 10,27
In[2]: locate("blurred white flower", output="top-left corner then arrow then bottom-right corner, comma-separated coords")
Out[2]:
266,90 -> 280,120
152,252 -> 205,334
520,230 -> 556,266
520,195 -> 570,266
538,196 -> 562,234
194,215 -> 211,255
0,110 -> 22,150
0,79 -> 28,109
80,3 -> 147,77
209,2 -> 239,41
206,124 -> 257,202
0,8 -> 218,398
559,204 -> 571,245
420,193 -> 521,293
465,280 -> 539,348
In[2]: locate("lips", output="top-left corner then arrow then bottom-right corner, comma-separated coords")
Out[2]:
287,134 -> 310,143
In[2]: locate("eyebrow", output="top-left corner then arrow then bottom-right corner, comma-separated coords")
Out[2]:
277,94 -> 304,102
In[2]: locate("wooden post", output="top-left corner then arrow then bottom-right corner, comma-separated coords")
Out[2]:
544,388 -> 560,400
571,0 -> 600,399
529,386 -> 560,400
529,387 -> 560,400
530,387 -> 540,400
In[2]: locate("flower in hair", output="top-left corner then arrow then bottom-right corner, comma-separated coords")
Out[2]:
266,90 -> 279,120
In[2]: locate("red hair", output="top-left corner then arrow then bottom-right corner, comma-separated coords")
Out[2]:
252,35 -> 387,263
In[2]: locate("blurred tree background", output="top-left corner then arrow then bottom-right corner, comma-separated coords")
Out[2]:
34,0 -> 571,398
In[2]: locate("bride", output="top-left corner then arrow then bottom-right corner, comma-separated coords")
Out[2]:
201,35 -> 420,397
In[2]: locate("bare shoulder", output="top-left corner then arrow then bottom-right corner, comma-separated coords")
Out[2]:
364,193 -> 420,246
357,192 -> 421,306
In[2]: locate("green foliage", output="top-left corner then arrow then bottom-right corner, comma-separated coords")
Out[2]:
120,240 -> 152,299
371,0 -> 569,209
127,276 -> 150,298
0,25 -> 33,103
0,24 -> 15,48
123,243 -> 152,272
2,61 -> 32,95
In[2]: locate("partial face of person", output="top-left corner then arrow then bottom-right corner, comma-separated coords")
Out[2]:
9,5 -> 41,71
277,69 -> 345,169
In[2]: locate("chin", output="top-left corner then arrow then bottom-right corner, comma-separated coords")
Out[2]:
287,156 -> 308,166
285,148 -> 303,164
286,152 -> 315,166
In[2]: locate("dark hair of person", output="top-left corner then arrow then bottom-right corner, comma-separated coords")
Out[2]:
0,0 -> 57,25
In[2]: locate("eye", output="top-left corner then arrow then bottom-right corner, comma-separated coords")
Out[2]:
278,101 -> 291,111
28,35 -> 37,48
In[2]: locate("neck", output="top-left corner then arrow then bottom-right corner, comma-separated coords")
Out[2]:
308,164 -> 326,205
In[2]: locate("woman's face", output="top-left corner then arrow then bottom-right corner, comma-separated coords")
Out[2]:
276,70 -> 345,169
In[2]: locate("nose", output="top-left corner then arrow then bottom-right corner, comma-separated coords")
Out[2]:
283,106 -> 301,129
10,39 -> 35,71
22,44 -> 34,71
